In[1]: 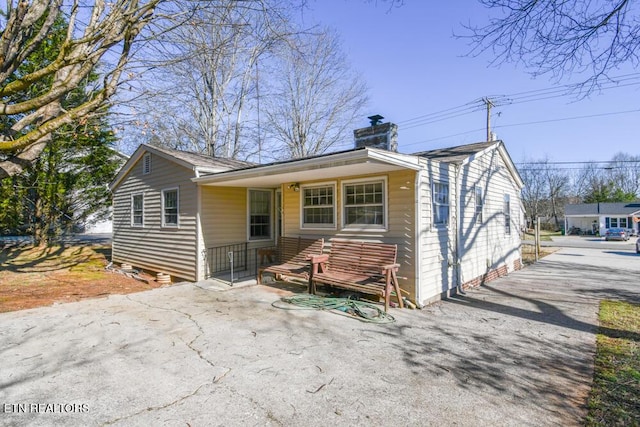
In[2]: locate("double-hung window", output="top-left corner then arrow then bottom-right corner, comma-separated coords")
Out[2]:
131,193 -> 144,227
475,186 -> 483,224
162,188 -> 179,227
302,184 -> 335,228
504,194 -> 511,235
432,182 -> 449,226
249,189 -> 271,240
343,179 -> 386,229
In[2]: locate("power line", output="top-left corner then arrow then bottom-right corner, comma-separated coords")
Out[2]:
395,72 -> 640,139
515,160 -> 640,165
402,108 -> 640,149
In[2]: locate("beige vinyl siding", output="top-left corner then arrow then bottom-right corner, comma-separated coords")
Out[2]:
200,186 -> 248,245
112,153 -> 198,281
281,170 -> 417,298
199,186 -> 278,279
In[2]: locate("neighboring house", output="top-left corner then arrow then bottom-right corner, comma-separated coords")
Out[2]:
564,202 -> 640,236
77,149 -> 130,234
110,122 -> 524,307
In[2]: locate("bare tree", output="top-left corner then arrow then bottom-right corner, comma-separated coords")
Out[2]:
518,157 -> 549,228
0,0 -> 162,178
606,152 -> 640,196
573,156 -> 638,202
121,0 -> 298,160
463,0 -> 640,91
544,165 -> 569,229
262,28 -> 369,159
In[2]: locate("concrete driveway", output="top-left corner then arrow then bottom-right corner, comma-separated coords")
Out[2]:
1,246 -> 639,426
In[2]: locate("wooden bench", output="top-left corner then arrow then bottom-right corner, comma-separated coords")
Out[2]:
257,237 -> 324,285
308,239 -> 404,312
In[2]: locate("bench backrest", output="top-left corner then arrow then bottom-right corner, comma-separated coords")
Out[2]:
277,236 -> 324,264
327,239 -> 397,276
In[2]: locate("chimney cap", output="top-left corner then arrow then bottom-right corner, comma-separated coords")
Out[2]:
367,114 -> 384,126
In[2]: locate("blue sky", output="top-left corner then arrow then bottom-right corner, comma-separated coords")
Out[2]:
300,1 -> 640,163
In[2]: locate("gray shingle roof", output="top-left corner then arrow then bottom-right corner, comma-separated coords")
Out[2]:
412,141 -> 497,163
148,144 -> 254,170
565,202 -> 640,215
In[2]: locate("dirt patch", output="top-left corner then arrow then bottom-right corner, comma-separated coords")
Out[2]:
521,243 -> 557,265
0,243 -> 163,313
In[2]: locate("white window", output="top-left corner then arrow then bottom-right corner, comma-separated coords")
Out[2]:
620,217 -> 628,228
162,188 -> 179,227
302,183 -> 335,229
131,193 -> 144,227
610,217 -> 618,228
432,182 -> 449,226
342,178 -> 386,229
249,189 -> 272,240
475,186 -> 483,224
142,153 -> 151,175
504,194 -> 511,235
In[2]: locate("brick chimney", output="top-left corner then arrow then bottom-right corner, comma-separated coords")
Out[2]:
353,115 -> 398,152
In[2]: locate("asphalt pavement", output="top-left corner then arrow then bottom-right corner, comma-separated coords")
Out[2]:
1,245 -> 639,426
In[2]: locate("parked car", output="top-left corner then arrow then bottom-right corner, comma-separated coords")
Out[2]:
605,228 -> 630,241
636,237 -> 640,254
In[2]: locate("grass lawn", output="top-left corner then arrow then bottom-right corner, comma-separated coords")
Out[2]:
585,300 -> 640,426
523,229 -> 563,241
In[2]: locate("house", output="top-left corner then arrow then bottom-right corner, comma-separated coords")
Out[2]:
564,202 -> 640,236
109,121 -> 524,306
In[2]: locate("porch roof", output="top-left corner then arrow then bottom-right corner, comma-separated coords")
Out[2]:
192,147 -> 422,187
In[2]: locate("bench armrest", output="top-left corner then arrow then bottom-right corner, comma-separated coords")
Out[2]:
308,254 -> 329,264
257,247 -> 276,256
381,263 -> 400,272
258,247 -> 277,265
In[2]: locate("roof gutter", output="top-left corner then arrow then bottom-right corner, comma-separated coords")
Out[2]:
192,148 -> 421,185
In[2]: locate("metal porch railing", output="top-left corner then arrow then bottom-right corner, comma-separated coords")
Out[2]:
206,242 -> 273,284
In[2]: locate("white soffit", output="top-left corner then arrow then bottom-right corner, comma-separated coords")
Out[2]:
195,161 -> 407,187
193,149 -> 420,187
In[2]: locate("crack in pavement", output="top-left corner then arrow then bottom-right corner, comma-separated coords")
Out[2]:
124,294 -> 226,373
102,383 -> 208,426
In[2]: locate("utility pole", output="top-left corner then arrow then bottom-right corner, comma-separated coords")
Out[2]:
483,97 -> 494,141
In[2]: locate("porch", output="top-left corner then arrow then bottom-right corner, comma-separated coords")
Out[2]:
205,241 -> 276,285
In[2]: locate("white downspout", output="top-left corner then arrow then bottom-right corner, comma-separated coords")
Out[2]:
454,164 -> 463,293
414,169 -> 423,306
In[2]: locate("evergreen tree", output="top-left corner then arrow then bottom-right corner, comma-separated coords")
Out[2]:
0,16 -> 122,244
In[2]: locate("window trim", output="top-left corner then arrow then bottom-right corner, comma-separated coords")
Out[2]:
300,181 -> 337,230
341,176 -> 388,231
131,193 -> 144,227
474,185 -> 484,224
161,187 -> 179,228
432,181 -> 450,228
504,193 -> 511,235
142,153 -> 151,175
247,188 -> 273,241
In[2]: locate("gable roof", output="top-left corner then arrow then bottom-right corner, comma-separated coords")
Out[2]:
413,141 -> 496,163
565,202 -> 640,216
146,144 -> 253,171
109,144 -> 254,191
414,140 -> 524,189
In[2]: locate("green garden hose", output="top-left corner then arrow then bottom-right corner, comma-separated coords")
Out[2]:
273,294 -> 396,324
